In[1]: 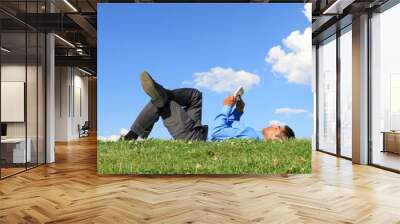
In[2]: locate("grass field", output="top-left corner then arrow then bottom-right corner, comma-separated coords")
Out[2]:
97,139 -> 311,175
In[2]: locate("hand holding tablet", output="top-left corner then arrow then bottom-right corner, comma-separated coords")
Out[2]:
233,86 -> 244,101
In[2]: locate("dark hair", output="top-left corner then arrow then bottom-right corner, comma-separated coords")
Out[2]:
282,125 -> 295,139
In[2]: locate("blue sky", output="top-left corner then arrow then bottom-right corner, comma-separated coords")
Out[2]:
98,3 -> 313,140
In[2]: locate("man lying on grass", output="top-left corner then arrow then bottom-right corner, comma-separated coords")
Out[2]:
210,95 -> 295,141
123,71 -> 295,141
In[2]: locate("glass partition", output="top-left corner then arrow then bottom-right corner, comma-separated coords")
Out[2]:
339,26 -> 352,158
0,1 -> 46,179
317,35 -> 337,154
1,31 -> 28,177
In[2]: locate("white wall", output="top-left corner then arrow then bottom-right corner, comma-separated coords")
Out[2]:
55,67 -> 89,141
1,65 -> 37,138
72,73 -> 89,138
1,66 -> 26,136
1,82 -> 25,122
55,67 -> 69,141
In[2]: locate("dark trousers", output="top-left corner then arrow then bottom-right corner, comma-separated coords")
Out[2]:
131,88 -> 204,140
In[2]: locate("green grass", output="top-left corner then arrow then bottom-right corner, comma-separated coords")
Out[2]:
97,139 -> 311,175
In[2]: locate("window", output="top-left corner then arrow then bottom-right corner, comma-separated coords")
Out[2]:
370,3 -> 400,171
339,27 -> 352,158
317,35 -> 337,154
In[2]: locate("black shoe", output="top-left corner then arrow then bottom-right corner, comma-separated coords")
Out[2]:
122,130 -> 138,141
199,125 -> 208,141
140,71 -> 168,108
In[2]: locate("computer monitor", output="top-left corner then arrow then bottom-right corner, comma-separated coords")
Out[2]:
1,123 -> 7,137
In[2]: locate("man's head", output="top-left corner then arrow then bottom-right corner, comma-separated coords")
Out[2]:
262,125 -> 295,140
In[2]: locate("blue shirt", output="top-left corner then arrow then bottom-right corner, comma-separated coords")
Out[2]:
210,106 -> 263,141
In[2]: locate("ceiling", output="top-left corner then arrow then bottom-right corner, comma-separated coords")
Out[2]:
311,0 -> 391,44
0,0 -> 98,74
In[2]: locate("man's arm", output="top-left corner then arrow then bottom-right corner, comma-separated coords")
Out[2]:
213,106 -> 234,130
211,106 -> 241,140
219,96 -> 244,122
211,96 -> 240,140
231,98 -> 245,121
229,109 -> 243,121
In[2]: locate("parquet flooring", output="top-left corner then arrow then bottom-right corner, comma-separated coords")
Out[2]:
0,136 -> 400,223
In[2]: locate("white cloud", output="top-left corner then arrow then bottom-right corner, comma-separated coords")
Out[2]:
186,67 -> 261,93
265,4 -> 312,86
120,128 -> 129,136
268,120 -> 286,126
98,135 -> 120,142
98,128 -> 129,142
275,107 -> 307,115
266,27 -> 312,85
303,3 -> 312,22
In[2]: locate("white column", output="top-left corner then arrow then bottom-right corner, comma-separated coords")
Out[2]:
46,1 -> 55,163
46,33 -> 55,163
352,14 -> 369,164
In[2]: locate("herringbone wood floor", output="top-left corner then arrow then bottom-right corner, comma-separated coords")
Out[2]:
1,136 -> 400,224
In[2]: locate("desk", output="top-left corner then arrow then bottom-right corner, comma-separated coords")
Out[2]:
381,131 -> 400,154
1,138 -> 31,163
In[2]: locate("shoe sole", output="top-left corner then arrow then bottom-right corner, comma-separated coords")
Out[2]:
140,71 -> 166,108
